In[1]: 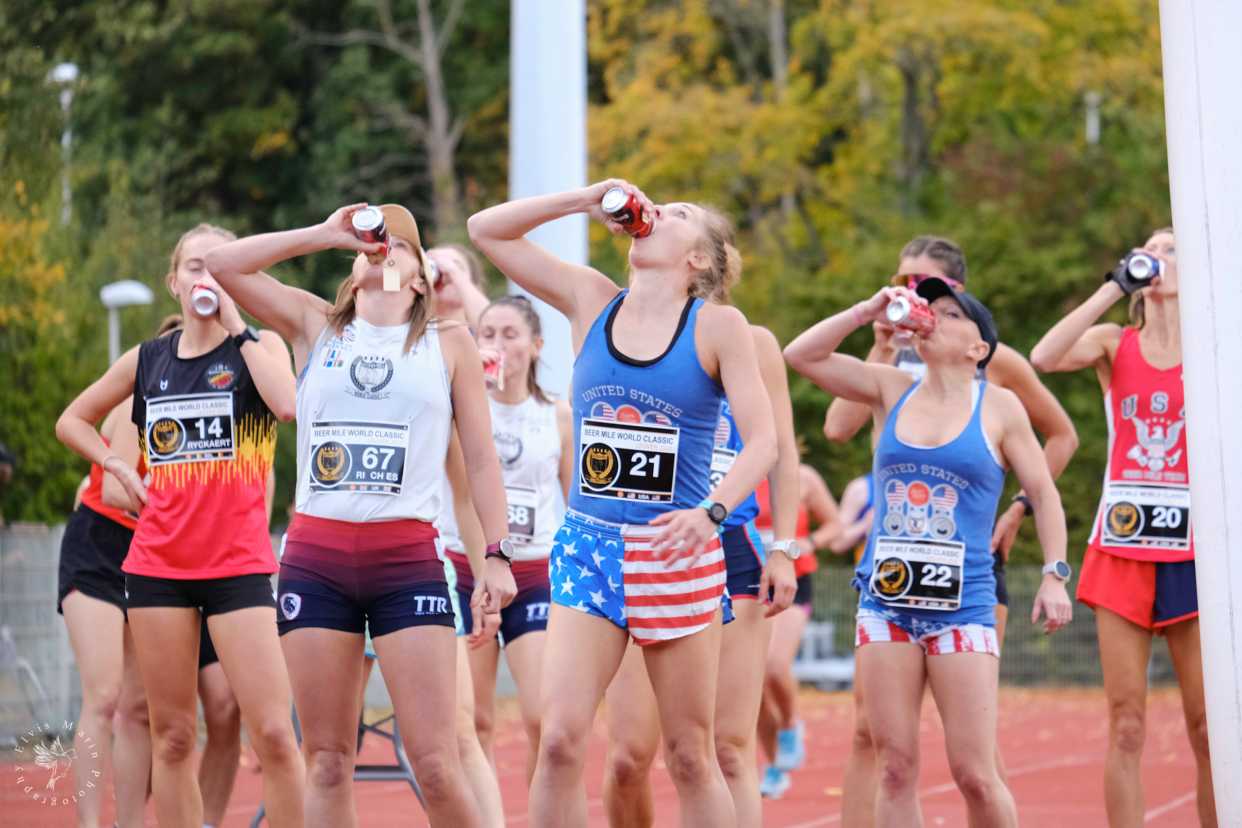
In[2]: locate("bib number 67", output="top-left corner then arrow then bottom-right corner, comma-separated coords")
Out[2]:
362,447 -> 396,470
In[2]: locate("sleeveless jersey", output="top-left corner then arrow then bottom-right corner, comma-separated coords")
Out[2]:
714,399 -> 760,529
128,331 -> 277,578
753,478 -> 818,576
570,291 -> 724,524
895,345 -> 986,382
296,319 -> 452,524
491,395 -> 562,561
1088,327 -> 1192,562
856,381 -> 1005,625
436,478 -> 465,554
80,436 -> 139,531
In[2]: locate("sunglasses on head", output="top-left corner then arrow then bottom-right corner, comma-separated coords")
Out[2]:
892,273 -> 964,290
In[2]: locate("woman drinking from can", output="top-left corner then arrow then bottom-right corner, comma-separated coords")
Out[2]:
56,224 -> 305,828
204,203 -> 516,828
469,179 -> 777,828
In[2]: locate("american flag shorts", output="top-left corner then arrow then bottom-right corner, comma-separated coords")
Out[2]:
551,511 -> 726,646
854,607 -> 999,658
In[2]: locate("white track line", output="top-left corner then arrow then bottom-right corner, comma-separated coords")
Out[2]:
1145,791 -> 1197,822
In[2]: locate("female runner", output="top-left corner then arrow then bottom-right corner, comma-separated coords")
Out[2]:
601,324 -> 800,828
57,394 -> 149,828
786,278 -> 1073,827
469,179 -> 777,828
57,225 -> 305,828
756,463 -> 844,799
461,295 -> 574,783
1031,228 -> 1215,827
205,203 -> 516,828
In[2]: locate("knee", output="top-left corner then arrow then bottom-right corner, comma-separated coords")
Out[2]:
608,742 -> 656,789
714,737 -> 750,786
662,733 -> 715,790
87,684 -> 123,724
950,763 -> 1000,806
1109,703 -> 1146,755
203,694 -> 241,741
473,706 -> 495,740
151,716 -> 199,765
307,746 -> 353,791
539,723 -> 589,775
852,714 -> 874,755
875,744 -> 918,794
411,750 -> 458,801
1186,712 -> 1211,758
249,714 -> 299,765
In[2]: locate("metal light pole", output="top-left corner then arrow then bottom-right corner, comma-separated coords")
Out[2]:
46,62 -> 78,225
1159,1 -> 1242,821
509,0 -> 586,401
100,281 -> 155,364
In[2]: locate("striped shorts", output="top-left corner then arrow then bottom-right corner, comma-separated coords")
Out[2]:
855,607 -> 999,657
550,511 -> 726,646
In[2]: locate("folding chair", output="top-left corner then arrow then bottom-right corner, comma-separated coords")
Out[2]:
249,705 -> 424,827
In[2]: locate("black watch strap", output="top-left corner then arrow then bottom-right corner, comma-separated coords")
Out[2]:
1012,494 -> 1033,517
233,325 -> 260,349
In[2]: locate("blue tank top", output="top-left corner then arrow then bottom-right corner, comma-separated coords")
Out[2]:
861,473 -> 875,518
714,399 -> 760,529
570,291 -> 725,524
854,381 -> 1004,626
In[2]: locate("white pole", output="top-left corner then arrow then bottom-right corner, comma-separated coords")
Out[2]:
509,0 -> 586,401
1159,1 -> 1242,820
108,308 -> 121,365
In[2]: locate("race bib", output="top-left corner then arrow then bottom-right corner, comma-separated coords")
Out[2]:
1101,483 -> 1191,552
308,421 -> 409,495
579,418 -> 679,502
506,485 -> 538,544
869,536 -> 965,612
710,447 -> 736,489
145,393 -> 235,466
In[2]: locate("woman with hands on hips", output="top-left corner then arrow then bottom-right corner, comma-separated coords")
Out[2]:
204,203 -> 516,828
785,278 -> 1072,828
469,179 -> 777,828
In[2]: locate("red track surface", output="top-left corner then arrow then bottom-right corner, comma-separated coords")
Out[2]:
2,687 -> 1202,827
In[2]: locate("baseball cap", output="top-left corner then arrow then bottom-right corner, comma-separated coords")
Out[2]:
915,277 -> 999,369
378,204 -> 433,283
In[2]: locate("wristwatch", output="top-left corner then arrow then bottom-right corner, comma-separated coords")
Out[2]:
1042,561 -> 1072,582
1012,493 -> 1033,517
698,500 -> 728,526
486,539 -> 515,566
233,325 -> 261,349
768,539 -> 802,560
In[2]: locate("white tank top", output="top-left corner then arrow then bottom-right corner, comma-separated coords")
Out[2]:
296,318 -> 452,523
436,477 -> 465,554
490,395 -> 562,561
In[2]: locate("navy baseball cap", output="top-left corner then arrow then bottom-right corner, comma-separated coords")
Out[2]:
915,277 -> 999,369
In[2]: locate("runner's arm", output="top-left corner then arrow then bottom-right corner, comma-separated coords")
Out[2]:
467,182 -> 631,337
752,326 -> 799,615
555,399 -> 574,502
1029,281 -> 1126,374
828,476 -> 874,554
823,323 -> 899,443
101,403 -> 142,513
799,465 -> 843,556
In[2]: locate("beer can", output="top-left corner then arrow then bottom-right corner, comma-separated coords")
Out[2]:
191,288 -> 219,317
601,187 -> 656,238
1124,252 -> 1163,281
352,206 -> 388,245
427,256 -> 440,285
886,296 -> 936,334
483,352 -> 504,391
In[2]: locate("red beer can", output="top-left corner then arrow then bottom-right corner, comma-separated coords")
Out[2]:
483,352 -> 504,391
352,207 -> 388,245
886,296 -> 936,335
601,187 -> 656,238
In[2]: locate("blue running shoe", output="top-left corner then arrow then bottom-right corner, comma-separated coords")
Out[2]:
774,718 -> 806,771
759,765 -> 791,799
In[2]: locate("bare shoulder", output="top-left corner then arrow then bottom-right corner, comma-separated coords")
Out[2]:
799,463 -> 827,489
435,320 -> 478,364
700,303 -> 750,336
749,324 -> 781,352
554,398 -> 573,420
1087,322 -> 1124,349
983,383 -> 1031,425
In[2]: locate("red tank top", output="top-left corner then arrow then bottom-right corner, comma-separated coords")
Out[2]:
79,437 -> 139,530
1088,327 -> 1192,562
754,479 -> 818,576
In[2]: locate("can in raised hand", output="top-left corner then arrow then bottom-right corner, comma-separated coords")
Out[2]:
601,187 -> 656,238
191,288 -> 219,317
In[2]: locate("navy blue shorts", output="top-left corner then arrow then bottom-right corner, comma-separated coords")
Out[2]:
277,577 -> 454,637
454,557 -> 551,646
721,521 -> 766,600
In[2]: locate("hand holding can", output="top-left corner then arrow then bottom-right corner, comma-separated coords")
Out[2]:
601,187 -> 656,238
886,296 -> 936,338
191,287 -> 219,317
483,351 -> 505,391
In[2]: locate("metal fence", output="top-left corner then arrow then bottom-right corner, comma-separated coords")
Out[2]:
807,565 -> 1178,687
0,525 -> 1182,742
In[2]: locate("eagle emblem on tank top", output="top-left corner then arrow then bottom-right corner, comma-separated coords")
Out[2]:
1126,415 -> 1184,473
347,355 -> 395,400
494,431 -> 523,469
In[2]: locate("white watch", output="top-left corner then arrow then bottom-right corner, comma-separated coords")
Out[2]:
1042,561 -> 1072,582
768,539 -> 802,561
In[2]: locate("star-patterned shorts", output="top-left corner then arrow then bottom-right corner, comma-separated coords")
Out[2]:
551,511 -> 726,646
855,607 -> 999,657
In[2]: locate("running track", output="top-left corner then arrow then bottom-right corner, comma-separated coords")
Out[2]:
1,687 -> 1202,826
